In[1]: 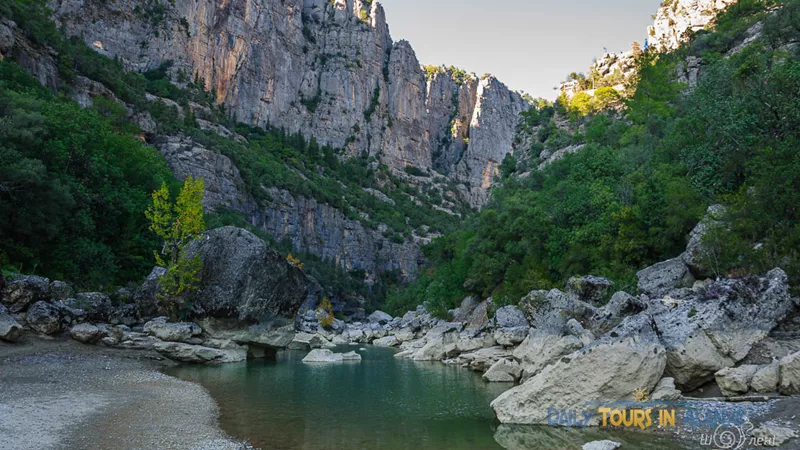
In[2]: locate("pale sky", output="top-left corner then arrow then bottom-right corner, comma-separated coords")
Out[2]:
380,0 -> 662,99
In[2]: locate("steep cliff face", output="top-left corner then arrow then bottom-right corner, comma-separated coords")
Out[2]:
49,0 -> 526,206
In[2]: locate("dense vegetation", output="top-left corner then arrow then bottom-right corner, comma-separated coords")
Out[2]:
0,0 -> 462,300
387,0 -> 800,316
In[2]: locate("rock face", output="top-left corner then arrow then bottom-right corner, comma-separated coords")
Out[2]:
183,227 -> 309,321
144,318 -> 202,342
648,0 -> 735,52
50,0 -> 528,208
491,316 -> 666,425
654,268 -> 793,390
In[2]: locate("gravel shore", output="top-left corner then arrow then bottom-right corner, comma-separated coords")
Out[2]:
0,335 -> 248,450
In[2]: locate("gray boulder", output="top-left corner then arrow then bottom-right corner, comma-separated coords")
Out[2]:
452,297 -> 479,322
491,315 -> 666,425
779,350 -> 800,395
590,292 -> 646,335
465,300 -> 490,330
69,323 -> 105,344
494,326 -> 529,347
0,305 -> 22,342
483,358 -> 522,383
183,227 -> 309,321
48,281 -> 73,300
287,332 -> 334,350
302,348 -> 361,363
649,377 -> 682,402
26,301 -> 61,334
72,293 -> 113,322
109,303 -> 138,326
1,275 -> 50,313
143,317 -> 201,342
367,310 -> 393,325
583,441 -> 621,450
682,204 -> 727,278
513,329 -> 583,381
750,423 -> 797,448
636,257 -> 695,296
373,335 -> 399,347
494,305 -> 529,328
134,266 -> 166,320
197,317 -> 296,348
653,268 -> 793,390
519,289 -> 596,334
566,276 -> 614,304
715,365 -> 760,396
750,362 -> 780,393
154,341 -> 247,364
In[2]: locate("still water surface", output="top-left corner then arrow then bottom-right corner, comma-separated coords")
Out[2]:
167,346 -> 695,450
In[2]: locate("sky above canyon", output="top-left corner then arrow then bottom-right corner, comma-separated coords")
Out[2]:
381,0 -> 662,99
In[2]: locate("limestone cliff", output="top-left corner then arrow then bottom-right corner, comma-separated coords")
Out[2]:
648,0 -> 735,51
49,0 -> 527,206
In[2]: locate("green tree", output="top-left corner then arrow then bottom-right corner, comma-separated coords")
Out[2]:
145,176 -> 206,316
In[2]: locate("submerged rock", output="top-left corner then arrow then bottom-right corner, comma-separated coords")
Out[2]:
302,349 -> 361,363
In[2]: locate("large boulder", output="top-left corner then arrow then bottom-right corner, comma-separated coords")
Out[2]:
649,377 -> 682,401
197,317 -> 295,348
287,332 -> 334,350
0,304 -> 22,342
682,204 -> 727,278
183,227 -> 309,321
143,317 -> 201,342
715,365 -> 760,396
750,362 -> 780,393
71,293 -> 113,322
48,281 -> 73,301
513,329 -> 583,381
154,341 -> 247,364
367,310 -> 393,325
636,257 -> 694,296
494,305 -> 529,328
108,303 -> 138,326
465,300 -> 490,330
69,323 -> 105,344
491,315 -> 666,425
483,358 -> 522,383
26,301 -> 61,334
133,266 -> 166,319
779,350 -> 800,395
1,275 -> 50,313
494,326 -> 529,347
302,349 -> 361,363
519,289 -> 596,334
373,335 -> 399,347
653,268 -> 793,390
452,297 -> 479,322
565,276 -> 614,304
589,292 -> 646,335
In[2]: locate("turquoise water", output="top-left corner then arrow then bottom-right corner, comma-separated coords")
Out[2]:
167,346 -> 695,450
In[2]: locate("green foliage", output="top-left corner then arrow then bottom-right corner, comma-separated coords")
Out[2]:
0,61 -> 175,288
146,177 -> 207,317
317,296 -> 335,327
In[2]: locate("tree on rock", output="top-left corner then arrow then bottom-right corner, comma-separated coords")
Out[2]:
145,176 -> 206,317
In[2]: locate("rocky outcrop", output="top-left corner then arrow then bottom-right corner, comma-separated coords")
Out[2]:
648,0 -> 735,52
1,275 -> 50,313
144,317 -> 202,342
490,315 -> 667,425
154,341 -> 248,364
183,226 -> 310,321
50,0 -> 528,208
